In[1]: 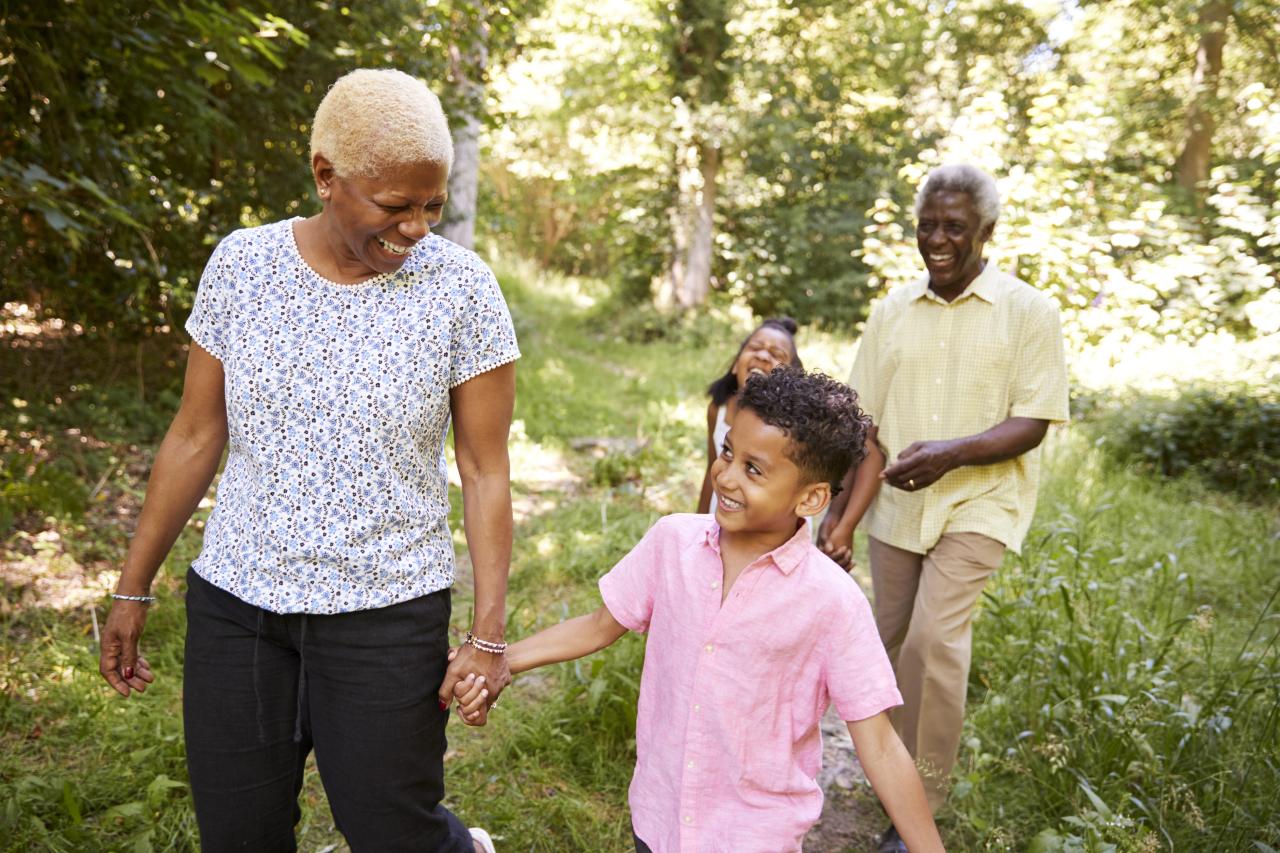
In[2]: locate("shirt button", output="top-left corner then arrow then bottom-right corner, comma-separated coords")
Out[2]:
710,581 -> 719,589
684,815 -> 693,824
705,644 -> 714,653
932,414 -> 939,422
936,377 -> 942,385
687,760 -> 695,769
693,704 -> 701,712
940,341 -> 946,348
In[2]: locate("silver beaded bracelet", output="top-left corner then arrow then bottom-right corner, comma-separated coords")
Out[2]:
464,631 -> 507,654
112,593 -> 157,604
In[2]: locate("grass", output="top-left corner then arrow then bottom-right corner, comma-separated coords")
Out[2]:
2,261 -> 1278,851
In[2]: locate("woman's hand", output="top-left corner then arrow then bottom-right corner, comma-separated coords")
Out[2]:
439,643 -> 510,721
98,601 -> 157,697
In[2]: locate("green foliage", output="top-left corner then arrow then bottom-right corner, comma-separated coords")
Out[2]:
0,0 -> 527,336
1093,387 -> 1280,500
482,0 -> 1279,339
953,439 -> 1280,849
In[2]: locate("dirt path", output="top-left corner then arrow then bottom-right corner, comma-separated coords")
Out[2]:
804,707 -> 886,852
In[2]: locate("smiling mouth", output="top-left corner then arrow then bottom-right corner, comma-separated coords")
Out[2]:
718,495 -> 744,511
378,237 -> 412,256
748,367 -> 768,376
927,253 -> 955,264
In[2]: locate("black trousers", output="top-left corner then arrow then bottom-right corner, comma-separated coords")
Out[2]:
183,569 -> 474,852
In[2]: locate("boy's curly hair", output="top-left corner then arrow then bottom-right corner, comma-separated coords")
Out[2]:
738,367 -> 870,488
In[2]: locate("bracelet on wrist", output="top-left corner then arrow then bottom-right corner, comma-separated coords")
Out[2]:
112,593 -> 157,605
464,631 -> 507,655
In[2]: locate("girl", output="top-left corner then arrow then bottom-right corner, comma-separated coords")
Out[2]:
696,317 -> 803,515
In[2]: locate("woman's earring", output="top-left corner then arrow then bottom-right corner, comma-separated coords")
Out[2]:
319,187 -> 329,198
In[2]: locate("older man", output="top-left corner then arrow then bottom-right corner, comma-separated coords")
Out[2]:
833,164 -> 1069,850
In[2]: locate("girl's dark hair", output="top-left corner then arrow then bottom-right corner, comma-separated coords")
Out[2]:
706,317 -> 803,406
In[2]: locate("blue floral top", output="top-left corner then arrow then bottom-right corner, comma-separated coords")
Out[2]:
185,218 -> 520,614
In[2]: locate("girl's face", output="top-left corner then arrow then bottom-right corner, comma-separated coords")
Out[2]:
733,327 -> 795,390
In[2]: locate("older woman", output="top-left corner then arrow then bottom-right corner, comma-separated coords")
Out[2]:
97,69 -> 516,853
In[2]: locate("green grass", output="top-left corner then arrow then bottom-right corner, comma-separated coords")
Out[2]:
2,262 -> 1278,851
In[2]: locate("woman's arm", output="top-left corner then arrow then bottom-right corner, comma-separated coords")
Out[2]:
817,427 -> 884,569
99,343 -> 229,697
696,401 -> 718,513
848,712 -> 945,852
438,361 -> 517,708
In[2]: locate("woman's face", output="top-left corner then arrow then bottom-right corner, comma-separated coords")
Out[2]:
733,326 -> 795,389
315,155 -> 450,277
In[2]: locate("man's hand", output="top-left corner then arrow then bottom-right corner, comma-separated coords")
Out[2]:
882,439 -> 960,492
438,643 -> 510,716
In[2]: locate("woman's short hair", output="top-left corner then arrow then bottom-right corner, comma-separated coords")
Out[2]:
309,69 -> 453,178
913,164 -> 1001,229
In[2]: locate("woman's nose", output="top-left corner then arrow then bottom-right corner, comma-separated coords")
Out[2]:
400,212 -> 429,241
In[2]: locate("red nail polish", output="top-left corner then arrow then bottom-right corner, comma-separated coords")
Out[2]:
123,666 -> 134,679
439,699 -> 448,711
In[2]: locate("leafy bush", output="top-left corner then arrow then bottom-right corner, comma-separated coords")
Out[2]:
1093,387 -> 1280,501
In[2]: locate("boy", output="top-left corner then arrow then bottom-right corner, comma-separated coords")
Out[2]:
455,368 -> 943,852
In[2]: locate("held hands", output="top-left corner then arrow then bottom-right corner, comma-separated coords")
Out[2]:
816,515 -> 855,571
882,439 -> 959,492
98,600 -> 157,697
439,643 -> 508,727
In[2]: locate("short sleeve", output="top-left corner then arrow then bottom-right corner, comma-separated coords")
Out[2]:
185,235 -> 239,361
449,264 -> 521,388
847,302 -> 886,426
597,518 -> 669,634
823,582 -> 902,722
1009,298 -> 1070,422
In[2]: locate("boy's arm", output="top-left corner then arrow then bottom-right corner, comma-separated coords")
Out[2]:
847,712 -> 945,852
818,429 -> 885,569
507,603 -> 629,675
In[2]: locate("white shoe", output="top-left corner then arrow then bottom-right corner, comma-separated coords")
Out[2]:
469,827 -> 496,853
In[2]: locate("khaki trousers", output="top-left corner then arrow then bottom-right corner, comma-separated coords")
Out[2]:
868,533 -> 1005,813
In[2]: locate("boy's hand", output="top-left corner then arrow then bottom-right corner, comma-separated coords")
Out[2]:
453,672 -> 491,726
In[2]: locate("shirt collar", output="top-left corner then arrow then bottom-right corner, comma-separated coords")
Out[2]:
911,259 -> 999,305
702,517 -> 811,576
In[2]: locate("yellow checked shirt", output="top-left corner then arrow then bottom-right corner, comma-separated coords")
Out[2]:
849,263 -> 1069,555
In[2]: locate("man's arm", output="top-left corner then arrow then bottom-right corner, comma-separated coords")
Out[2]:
882,416 -> 1049,491
848,712 -> 945,852
818,428 -> 884,568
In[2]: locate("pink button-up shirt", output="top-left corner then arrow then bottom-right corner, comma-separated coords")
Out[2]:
599,514 -> 901,852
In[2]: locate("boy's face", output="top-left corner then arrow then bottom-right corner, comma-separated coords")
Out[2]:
711,409 -> 829,540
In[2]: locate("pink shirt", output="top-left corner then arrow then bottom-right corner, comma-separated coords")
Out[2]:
599,514 -> 902,852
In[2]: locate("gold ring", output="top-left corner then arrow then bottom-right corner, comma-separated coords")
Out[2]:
909,478 -> 916,489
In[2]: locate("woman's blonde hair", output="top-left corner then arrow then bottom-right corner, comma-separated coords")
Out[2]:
309,69 -> 453,178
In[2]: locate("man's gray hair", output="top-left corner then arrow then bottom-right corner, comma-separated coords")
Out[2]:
913,164 -> 1001,228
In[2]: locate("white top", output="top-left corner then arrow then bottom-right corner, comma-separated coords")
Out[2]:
186,218 -> 520,614
709,405 -> 731,513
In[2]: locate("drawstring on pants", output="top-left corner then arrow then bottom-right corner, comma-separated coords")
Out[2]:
293,615 -> 308,743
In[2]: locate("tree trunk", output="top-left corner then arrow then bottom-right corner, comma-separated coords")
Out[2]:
677,139 -> 719,308
439,33 -> 488,250
1174,1 -> 1229,194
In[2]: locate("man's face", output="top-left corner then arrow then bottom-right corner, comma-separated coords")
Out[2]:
915,190 -> 994,295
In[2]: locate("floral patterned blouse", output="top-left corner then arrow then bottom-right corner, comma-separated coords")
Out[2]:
186,218 -> 520,614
